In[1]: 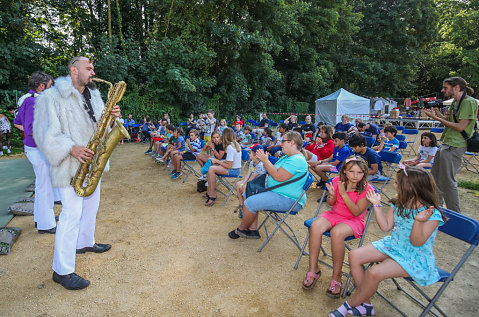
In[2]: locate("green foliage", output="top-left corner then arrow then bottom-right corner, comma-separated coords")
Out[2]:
1,0 -> 478,124
458,180 -> 479,190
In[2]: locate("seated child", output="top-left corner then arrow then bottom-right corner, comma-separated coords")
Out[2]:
240,125 -> 253,147
303,156 -> 373,299
260,127 -> 273,148
196,131 -> 226,170
218,118 -> 228,135
204,127 -> 242,207
159,127 -> 185,167
155,124 -> 175,161
403,132 -> 437,168
170,129 -> 202,179
234,144 -> 267,217
349,134 -> 383,180
233,123 -> 244,142
329,166 -> 445,317
304,125 -> 334,162
373,126 -> 399,152
309,132 -> 350,187
267,123 -> 288,157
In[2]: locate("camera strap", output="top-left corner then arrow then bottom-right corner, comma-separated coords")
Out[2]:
452,92 -> 475,140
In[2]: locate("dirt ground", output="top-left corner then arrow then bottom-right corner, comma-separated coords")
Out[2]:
1,138 -> 478,316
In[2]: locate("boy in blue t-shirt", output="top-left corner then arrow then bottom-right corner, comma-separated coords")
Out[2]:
349,134 -> 383,180
170,129 -> 202,179
160,127 -> 185,167
310,131 -> 350,187
373,126 -> 399,152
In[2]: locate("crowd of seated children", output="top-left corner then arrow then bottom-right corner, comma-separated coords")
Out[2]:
196,131 -> 226,169
158,127 -> 184,167
203,127 -> 242,207
233,115 -> 243,126
170,129 -> 203,179
234,144 -> 267,218
303,156 -> 373,299
240,126 -> 253,147
228,131 -> 308,239
372,126 -> 399,152
349,134 -> 383,181
357,122 -> 381,139
335,115 -> 354,133
310,132 -> 351,188
260,127 -> 273,148
403,132 -> 438,168
304,125 -> 335,163
218,119 -> 228,135
144,120 -> 167,154
267,123 -> 288,157
139,116 -> 155,143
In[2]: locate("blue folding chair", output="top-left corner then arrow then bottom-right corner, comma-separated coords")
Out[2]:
396,134 -> 406,142
365,136 -> 375,148
370,151 -> 401,201
376,208 -> 479,317
181,139 -> 206,183
398,140 -> 408,156
430,127 -> 444,134
299,121 -> 306,125
257,173 -> 314,252
395,126 -> 405,132
403,129 -> 419,155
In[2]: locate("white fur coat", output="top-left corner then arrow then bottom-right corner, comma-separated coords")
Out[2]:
33,75 -> 107,188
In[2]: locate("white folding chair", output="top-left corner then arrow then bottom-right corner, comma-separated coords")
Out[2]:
375,208 -> 479,317
257,173 -> 314,252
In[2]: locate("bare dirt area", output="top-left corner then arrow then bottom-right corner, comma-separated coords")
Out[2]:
1,139 -> 478,316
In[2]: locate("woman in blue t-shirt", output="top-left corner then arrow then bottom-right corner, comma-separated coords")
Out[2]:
228,131 -> 309,239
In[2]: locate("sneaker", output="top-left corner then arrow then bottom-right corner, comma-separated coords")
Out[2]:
168,170 -> 176,176
150,151 -> 157,156
144,149 -> 152,154
236,228 -> 261,239
167,164 -> 174,168
120,141 -> 124,144
6,148 -> 10,154
156,157 -> 164,163
171,172 -> 182,179
166,159 -> 170,165
52,272 -> 90,290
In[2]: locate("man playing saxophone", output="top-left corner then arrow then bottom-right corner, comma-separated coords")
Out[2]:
33,56 -> 121,290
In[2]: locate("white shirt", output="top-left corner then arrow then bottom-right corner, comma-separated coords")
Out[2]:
226,144 -> 242,169
418,145 -> 437,164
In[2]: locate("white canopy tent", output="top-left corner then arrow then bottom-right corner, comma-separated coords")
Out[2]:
315,88 -> 370,125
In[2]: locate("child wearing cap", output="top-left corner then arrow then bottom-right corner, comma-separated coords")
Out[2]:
234,144 -> 267,218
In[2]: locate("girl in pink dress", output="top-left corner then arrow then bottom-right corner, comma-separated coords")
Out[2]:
302,156 -> 373,298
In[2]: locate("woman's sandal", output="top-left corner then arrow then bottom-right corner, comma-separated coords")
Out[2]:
325,279 -> 344,298
204,196 -> 216,206
202,193 -> 210,199
302,270 -> 321,290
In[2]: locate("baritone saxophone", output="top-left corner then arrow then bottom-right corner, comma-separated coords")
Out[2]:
70,78 -> 130,197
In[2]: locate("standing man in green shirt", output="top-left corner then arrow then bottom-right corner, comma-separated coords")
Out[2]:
424,77 -> 477,212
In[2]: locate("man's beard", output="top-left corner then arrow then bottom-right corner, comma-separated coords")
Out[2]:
86,81 -> 97,90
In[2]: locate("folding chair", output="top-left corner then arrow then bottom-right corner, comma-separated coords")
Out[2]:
396,134 -> 406,142
365,136 -> 375,148
458,151 -> 479,174
398,140 -> 408,156
403,128 -> 419,156
430,128 -> 444,134
395,126 -> 405,133
370,151 -> 401,201
257,173 -> 314,252
376,208 -> 479,317
216,174 -> 243,206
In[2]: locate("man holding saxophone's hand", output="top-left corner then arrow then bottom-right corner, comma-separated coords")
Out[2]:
33,56 -> 121,290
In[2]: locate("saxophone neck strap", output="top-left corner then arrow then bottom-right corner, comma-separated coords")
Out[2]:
82,88 -> 97,123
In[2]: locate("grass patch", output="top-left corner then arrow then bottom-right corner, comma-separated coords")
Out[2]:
458,180 -> 479,191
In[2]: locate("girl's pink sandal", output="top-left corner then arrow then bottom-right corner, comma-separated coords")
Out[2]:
302,271 -> 321,290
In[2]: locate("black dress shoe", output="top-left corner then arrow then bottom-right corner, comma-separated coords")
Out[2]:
38,227 -> 56,234
54,200 -> 62,205
76,243 -> 111,254
52,272 -> 90,290
55,215 -> 59,222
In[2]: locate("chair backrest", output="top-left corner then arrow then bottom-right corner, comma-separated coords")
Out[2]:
241,149 -> 250,161
199,139 -> 207,148
365,136 -> 375,147
299,121 -> 306,125
398,141 -> 408,150
395,126 -> 405,131
431,127 -> 444,133
180,122 -> 187,126
396,134 -> 406,142
440,208 -> 479,245
403,128 -> 419,135
378,150 -> 402,164
303,173 -> 315,191
251,132 -> 256,140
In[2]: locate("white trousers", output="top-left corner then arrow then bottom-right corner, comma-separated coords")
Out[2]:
24,146 -> 56,230
53,187 -> 61,202
52,181 -> 101,275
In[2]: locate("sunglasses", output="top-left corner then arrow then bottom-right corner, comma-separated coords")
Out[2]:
281,139 -> 292,143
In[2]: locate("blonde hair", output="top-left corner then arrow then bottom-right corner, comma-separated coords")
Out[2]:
283,131 -> 303,151
222,127 -> 241,152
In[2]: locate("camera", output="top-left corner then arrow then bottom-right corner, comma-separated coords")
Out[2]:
424,99 -> 444,109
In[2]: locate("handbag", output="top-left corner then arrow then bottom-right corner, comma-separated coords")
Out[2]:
452,93 -> 479,152
197,179 -> 207,192
245,172 -> 308,198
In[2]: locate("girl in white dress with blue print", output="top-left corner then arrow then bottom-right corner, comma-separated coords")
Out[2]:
329,165 -> 446,317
